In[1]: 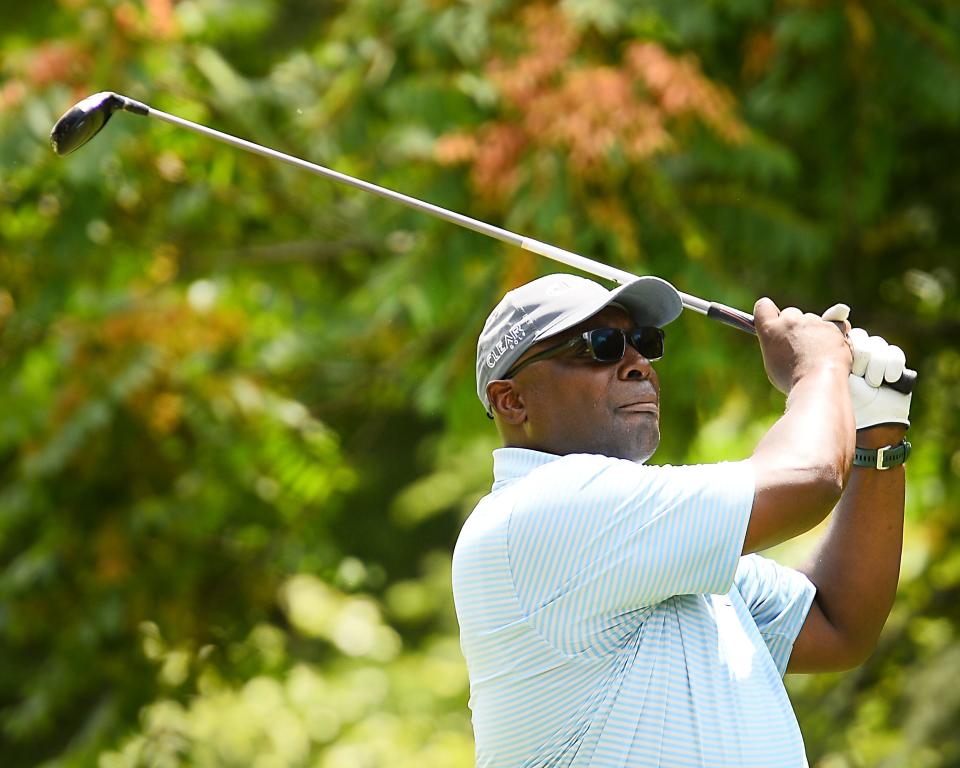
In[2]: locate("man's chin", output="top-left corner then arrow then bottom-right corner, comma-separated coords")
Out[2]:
604,433 -> 659,463
629,431 -> 660,464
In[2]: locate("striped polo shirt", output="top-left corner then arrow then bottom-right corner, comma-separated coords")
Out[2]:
452,448 -> 816,767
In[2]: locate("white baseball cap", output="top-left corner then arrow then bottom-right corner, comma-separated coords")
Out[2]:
476,273 -> 683,413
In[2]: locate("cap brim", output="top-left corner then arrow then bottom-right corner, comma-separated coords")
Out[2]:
535,276 -> 683,343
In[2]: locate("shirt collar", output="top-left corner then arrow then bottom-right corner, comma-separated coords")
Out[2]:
492,447 -> 562,492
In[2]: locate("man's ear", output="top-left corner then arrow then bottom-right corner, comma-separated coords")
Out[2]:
487,380 -> 526,425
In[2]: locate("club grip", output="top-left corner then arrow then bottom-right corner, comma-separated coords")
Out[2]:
707,303 -> 757,334
706,303 -> 917,395
884,368 -> 917,394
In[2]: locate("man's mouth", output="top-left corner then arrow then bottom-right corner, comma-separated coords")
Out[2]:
619,400 -> 659,414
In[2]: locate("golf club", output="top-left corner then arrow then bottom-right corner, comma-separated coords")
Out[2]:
51,91 -> 916,394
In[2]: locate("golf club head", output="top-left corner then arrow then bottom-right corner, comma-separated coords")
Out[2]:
50,91 -> 148,155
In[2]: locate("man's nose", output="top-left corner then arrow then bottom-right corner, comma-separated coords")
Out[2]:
618,344 -> 655,380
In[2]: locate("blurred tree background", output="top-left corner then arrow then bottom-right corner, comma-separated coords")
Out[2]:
0,0 -> 958,765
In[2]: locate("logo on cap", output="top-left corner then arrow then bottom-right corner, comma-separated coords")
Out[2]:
486,316 -> 531,369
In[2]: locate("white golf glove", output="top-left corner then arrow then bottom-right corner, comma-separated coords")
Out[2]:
821,304 -> 912,429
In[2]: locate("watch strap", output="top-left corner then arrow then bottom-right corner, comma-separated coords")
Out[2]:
853,439 -> 911,470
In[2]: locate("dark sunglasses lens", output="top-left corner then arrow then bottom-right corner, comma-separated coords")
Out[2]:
588,329 -> 627,361
632,327 -> 664,360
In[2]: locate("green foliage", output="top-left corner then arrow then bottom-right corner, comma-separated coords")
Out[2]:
0,0 -> 958,766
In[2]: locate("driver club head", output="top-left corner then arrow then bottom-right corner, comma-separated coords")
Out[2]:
50,91 -> 148,156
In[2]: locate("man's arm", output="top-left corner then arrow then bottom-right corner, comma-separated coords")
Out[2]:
786,424 -> 905,672
745,299 -> 855,554
785,325 -> 912,672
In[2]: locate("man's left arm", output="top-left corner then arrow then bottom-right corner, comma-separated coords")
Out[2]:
787,423 -> 906,672
788,325 -> 912,673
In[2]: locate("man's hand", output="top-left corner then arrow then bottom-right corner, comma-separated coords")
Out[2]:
754,298 -> 853,394
847,328 -> 912,429
820,305 -> 912,430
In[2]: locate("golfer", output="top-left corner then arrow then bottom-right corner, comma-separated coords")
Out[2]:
453,274 -> 911,767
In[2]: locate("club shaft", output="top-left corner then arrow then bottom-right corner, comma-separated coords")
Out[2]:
149,108 -> 711,310
141,105 -> 914,394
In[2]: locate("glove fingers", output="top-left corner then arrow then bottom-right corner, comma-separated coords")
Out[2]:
845,320 -> 913,430
864,336 -> 889,388
849,327 -> 870,377
885,345 -> 906,383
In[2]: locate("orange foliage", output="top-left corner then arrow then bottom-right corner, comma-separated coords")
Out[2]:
500,249 -> 539,294
743,30 -> 776,81
147,0 -> 177,38
586,198 -> 642,264
53,298 -> 245,436
24,42 -> 92,87
844,0 -> 875,49
471,124 -> 528,204
114,2 -> 141,34
92,302 -> 243,360
6,1 -> 176,115
436,4 -> 746,203
0,289 -> 14,328
626,43 -> 746,143
433,132 -> 477,165
526,66 -> 674,170
115,0 -> 179,41
147,391 -> 184,435
488,3 -> 579,108
95,522 -> 133,585
0,80 -> 27,113
437,124 -> 528,204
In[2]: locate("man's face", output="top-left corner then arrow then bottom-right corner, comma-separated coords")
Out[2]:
500,306 -> 661,463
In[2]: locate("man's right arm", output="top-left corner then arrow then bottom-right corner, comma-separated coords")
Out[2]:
744,298 -> 855,553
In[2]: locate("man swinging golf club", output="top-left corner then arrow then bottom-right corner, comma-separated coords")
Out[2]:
453,274 -> 912,767
47,94 -> 913,764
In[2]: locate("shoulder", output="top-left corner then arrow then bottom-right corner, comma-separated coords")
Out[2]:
515,455 -> 753,505
514,452 -> 653,502
523,452 -> 660,486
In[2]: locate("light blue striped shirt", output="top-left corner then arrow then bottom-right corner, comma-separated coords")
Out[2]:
452,448 -> 816,767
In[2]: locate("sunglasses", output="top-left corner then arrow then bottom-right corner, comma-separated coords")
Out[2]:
505,326 -> 665,378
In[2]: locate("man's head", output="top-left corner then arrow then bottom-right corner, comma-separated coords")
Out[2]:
476,274 -> 683,462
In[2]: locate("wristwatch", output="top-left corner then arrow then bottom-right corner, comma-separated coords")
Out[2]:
853,439 -> 911,470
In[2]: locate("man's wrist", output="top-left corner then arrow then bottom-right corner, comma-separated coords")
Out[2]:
853,439 -> 911,470
796,360 -> 852,386
856,424 -> 908,449
786,363 -> 851,404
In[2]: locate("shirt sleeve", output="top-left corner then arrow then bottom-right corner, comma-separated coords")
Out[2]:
734,553 -> 817,676
507,455 -> 754,655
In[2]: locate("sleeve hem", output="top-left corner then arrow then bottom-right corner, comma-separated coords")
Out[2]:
774,580 -> 818,677
709,460 -> 755,596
